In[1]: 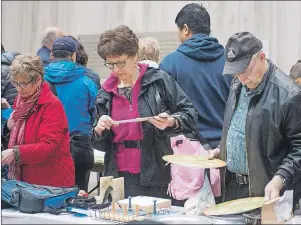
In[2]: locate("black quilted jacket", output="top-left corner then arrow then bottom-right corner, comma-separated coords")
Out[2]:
1,52 -> 20,106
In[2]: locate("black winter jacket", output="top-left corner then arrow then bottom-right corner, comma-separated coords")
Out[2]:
1,52 -> 20,106
220,61 -> 301,198
92,67 -> 198,186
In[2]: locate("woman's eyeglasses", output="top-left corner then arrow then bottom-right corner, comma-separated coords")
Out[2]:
104,57 -> 130,70
11,78 -> 33,89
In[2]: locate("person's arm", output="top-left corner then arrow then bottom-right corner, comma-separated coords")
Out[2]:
159,71 -> 198,134
1,65 -> 18,107
275,92 -> 301,185
16,101 -> 69,164
88,82 -> 98,124
159,56 -> 177,80
2,83 -> 18,107
91,89 -> 112,152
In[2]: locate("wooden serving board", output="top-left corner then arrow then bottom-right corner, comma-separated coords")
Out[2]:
203,197 -> 265,216
162,154 -> 227,168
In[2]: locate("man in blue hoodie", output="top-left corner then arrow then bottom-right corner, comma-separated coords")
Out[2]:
160,3 -> 232,149
44,37 -> 98,191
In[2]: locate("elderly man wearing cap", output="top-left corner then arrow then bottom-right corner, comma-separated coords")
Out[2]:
209,32 -> 301,204
44,36 -> 98,191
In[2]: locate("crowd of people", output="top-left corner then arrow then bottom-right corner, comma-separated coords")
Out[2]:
1,3 -> 301,208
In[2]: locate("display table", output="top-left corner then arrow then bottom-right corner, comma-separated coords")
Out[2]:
2,208 -> 103,224
2,205 -> 184,224
3,207 -> 300,224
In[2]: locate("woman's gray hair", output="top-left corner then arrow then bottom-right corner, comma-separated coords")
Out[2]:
10,54 -> 44,81
138,37 -> 160,63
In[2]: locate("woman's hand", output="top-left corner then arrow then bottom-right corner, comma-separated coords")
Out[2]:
1,149 -> 14,165
94,115 -> 118,136
1,98 -> 10,109
149,112 -> 176,130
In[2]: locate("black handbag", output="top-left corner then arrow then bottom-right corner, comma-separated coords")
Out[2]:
68,196 -> 97,209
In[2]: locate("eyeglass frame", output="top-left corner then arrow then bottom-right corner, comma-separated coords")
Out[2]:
104,56 -> 131,70
10,78 -> 34,89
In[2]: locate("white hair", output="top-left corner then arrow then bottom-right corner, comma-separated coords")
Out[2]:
138,37 -> 160,63
41,27 -> 61,46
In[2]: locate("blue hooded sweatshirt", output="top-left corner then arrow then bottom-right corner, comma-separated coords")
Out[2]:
44,60 -> 98,137
160,33 -> 232,148
76,64 -> 101,90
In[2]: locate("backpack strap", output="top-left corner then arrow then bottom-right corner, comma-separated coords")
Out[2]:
47,82 -> 57,96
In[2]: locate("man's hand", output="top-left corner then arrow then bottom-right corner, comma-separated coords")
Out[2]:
208,148 -> 220,160
94,115 -> 117,136
149,112 -> 176,130
264,175 -> 285,201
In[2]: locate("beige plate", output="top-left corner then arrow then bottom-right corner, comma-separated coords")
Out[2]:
162,154 -> 227,168
203,197 -> 265,216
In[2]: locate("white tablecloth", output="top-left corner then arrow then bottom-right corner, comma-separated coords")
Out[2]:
2,208 -> 104,224
2,206 -> 184,224
4,207 -> 299,224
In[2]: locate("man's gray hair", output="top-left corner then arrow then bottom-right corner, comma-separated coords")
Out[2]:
138,37 -> 160,63
41,27 -> 61,46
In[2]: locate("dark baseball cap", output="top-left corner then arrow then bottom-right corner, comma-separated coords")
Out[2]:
52,37 -> 78,53
222,32 -> 263,76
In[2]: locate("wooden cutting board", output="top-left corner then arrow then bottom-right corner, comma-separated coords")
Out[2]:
162,154 -> 227,168
203,197 -> 265,216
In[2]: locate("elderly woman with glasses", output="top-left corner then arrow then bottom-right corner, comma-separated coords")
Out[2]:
92,25 -> 197,200
1,54 -> 75,187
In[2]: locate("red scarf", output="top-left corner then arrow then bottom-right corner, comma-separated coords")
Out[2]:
7,89 -> 41,179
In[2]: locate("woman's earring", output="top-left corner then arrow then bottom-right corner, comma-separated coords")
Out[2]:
37,85 -> 41,91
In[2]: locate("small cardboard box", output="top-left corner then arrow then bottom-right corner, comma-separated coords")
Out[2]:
261,197 -> 293,224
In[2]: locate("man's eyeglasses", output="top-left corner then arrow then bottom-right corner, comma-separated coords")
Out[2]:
11,78 -> 33,89
104,57 -> 130,70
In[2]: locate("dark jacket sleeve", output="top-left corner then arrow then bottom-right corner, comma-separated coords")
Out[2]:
276,92 -> 301,185
91,89 -> 113,152
159,71 -> 198,134
1,64 -> 18,107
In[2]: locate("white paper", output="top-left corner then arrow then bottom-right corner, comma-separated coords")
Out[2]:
273,190 -> 293,221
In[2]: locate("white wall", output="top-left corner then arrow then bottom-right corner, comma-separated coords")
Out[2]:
2,1 -> 301,74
